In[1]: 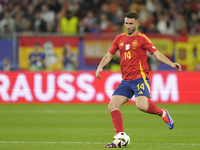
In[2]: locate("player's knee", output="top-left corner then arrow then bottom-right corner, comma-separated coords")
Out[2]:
108,103 -> 118,112
136,103 -> 147,112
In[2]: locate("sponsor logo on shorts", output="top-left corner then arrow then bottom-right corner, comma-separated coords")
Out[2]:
138,91 -> 143,94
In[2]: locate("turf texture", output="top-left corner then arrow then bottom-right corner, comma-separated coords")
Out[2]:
0,104 -> 199,150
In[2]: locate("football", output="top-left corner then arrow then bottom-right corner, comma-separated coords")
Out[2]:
113,132 -> 130,148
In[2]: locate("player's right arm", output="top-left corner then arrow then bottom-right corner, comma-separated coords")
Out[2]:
96,52 -> 113,79
96,35 -> 119,79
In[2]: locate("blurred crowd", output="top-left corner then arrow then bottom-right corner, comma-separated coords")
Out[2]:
1,0 -> 200,71
1,0 -> 200,37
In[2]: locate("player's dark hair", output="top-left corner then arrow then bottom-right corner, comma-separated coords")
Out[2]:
125,12 -> 138,20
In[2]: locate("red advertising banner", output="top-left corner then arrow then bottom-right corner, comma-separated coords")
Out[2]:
0,71 -> 199,104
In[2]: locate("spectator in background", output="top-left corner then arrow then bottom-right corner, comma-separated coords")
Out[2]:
46,21 -> 55,33
1,57 -> 12,71
0,0 -> 192,37
146,0 -> 156,14
40,3 -> 56,32
102,20 -> 116,33
112,5 -> 124,25
21,19 -> 33,35
0,3 -> 3,20
65,0 -> 81,18
34,0 -> 46,12
62,44 -> 77,71
115,23 -> 123,34
90,22 -> 102,34
55,6 -> 66,32
1,24 -> 12,39
156,14 -> 175,35
60,10 -> 79,35
0,11 -> 15,33
10,4 -> 24,18
47,0 -> 61,14
174,13 -> 186,33
33,11 -> 46,32
99,13 -> 109,31
24,4 -> 35,23
78,20 -> 89,36
176,20 -> 189,36
14,13 -> 26,32
181,0 -> 193,21
21,0 -> 29,12
190,19 -> 200,35
129,0 -> 146,15
29,42 -> 46,71
146,22 -> 159,33
139,11 -> 157,33
7,1 -> 14,11
97,3 -> 113,22
83,10 -> 97,31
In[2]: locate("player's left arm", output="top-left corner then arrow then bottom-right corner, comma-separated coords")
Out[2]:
152,51 -> 181,71
141,34 -> 181,71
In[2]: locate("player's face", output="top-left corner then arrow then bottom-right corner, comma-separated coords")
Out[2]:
124,17 -> 139,35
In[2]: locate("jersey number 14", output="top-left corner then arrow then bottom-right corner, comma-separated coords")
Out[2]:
124,51 -> 131,60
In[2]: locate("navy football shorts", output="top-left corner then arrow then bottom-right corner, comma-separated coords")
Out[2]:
112,77 -> 151,99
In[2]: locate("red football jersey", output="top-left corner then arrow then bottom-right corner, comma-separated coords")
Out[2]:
109,31 -> 157,80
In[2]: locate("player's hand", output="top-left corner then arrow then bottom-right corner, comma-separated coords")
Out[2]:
96,67 -> 103,79
171,63 -> 181,71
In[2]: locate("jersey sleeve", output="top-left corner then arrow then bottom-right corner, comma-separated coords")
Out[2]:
142,34 -> 157,54
108,36 -> 119,55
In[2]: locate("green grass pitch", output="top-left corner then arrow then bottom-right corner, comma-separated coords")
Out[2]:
0,104 -> 200,150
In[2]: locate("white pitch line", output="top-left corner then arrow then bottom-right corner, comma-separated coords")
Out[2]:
0,141 -> 200,146
1,109 -> 200,114
0,141 -> 105,144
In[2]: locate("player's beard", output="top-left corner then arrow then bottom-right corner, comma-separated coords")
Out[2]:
127,27 -> 136,35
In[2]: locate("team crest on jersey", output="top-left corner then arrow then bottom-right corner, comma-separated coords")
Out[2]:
132,40 -> 138,49
125,44 -> 130,50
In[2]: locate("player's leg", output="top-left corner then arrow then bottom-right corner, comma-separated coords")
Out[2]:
108,80 -> 134,133
135,96 -> 174,129
105,81 -> 133,148
135,96 -> 163,115
134,78 -> 174,129
105,95 -> 129,148
108,95 -> 129,133
108,95 -> 129,112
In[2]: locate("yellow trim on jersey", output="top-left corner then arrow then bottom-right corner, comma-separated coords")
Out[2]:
139,61 -> 151,95
119,32 -> 126,36
140,33 -> 152,43
137,31 -> 151,42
